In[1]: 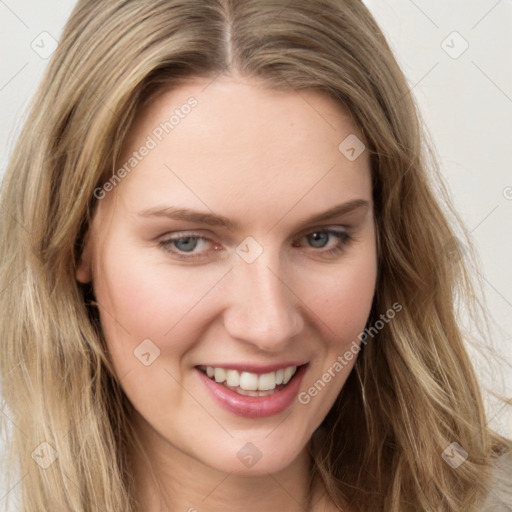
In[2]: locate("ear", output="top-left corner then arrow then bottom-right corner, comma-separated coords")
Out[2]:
76,230 -> 93,284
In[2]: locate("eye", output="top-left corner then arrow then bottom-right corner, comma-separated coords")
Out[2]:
292,229 -> 353,257
158,234 -> 217,260
305,231 -> 339,248
169,236 -> 206,253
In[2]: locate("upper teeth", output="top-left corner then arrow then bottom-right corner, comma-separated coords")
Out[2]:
204,366 -> 297,391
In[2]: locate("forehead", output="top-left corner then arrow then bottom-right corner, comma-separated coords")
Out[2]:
129,75 -> 364,158
106,76 -> 372,227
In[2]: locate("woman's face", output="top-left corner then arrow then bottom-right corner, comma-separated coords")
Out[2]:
77,76 -> 377,475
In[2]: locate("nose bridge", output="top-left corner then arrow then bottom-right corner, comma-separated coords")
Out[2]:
223,249 -> 304,350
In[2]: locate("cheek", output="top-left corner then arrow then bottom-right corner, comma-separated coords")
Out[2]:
92,242 -> 229,369
302,244 -> 377,343
295,250 -> 376,419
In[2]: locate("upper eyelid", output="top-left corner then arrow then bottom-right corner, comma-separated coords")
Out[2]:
295,224 -> 351,238
161,224 -> 352,241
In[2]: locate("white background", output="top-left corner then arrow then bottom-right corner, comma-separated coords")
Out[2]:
1,0 -> 511,508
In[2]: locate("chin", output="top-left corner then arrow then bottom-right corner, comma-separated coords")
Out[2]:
198,437 -> 309,476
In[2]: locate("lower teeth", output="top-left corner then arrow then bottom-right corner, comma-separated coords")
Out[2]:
227,385 -> 281,397
215,380 -> 286,397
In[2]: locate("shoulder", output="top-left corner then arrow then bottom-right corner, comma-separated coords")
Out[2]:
480,450 -> 512,511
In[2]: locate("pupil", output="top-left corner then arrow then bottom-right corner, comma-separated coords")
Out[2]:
309,232 -> 328,248
175,237 -> 197,252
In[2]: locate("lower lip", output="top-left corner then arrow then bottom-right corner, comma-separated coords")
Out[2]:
196,365 -> 308,418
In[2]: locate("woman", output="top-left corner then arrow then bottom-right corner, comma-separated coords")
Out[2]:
0,1 -> 510,510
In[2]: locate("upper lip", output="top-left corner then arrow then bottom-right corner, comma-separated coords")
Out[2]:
196,361 -> 308,374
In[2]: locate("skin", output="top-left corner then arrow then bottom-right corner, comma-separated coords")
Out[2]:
77,75 -> 377,512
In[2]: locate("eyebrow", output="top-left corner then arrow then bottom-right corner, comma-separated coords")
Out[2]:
137,198 -> 370,231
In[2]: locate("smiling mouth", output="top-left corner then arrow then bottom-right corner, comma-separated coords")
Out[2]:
196,364 -> 305,397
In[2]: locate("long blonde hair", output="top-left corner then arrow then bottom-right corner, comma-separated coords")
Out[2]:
0,1 -> 510,510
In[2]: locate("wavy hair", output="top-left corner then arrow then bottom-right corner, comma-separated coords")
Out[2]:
0,0 -> 510,510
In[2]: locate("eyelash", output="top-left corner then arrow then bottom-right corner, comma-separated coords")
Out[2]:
158,229 -> 354,261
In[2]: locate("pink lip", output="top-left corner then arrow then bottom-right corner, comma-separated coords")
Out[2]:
196,361 -> 307,374
196,364 -> 309,418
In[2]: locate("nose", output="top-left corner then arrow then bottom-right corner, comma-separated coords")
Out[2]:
222,252 -> 305,352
